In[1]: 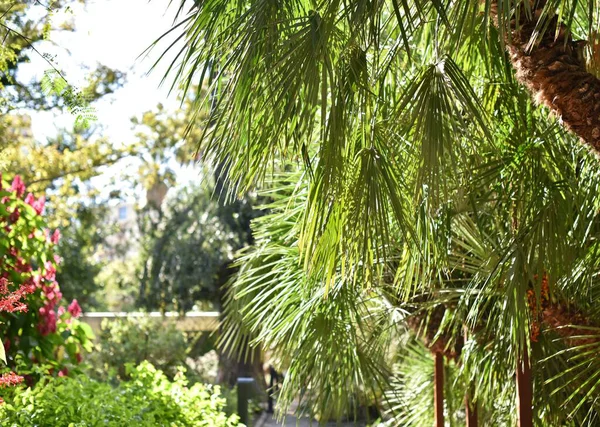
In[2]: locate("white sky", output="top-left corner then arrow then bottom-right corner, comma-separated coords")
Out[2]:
22,0 -> 201,200
28,0 -> 182,141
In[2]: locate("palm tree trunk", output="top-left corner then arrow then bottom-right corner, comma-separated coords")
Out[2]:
493,1 -> 600,155
434,351 -> 444,427
516,348 -> 533,427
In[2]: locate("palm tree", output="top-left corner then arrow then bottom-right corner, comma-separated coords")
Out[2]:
153,0 -> 600,425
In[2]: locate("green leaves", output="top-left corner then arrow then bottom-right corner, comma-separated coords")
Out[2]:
40,70 -> 96,128
396,56 -> 490,204
0,362 -> 240,426
158,0 -> 600,423
220,178 -> 399,420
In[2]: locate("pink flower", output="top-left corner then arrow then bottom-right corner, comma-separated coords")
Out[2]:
0,372 -> 24,387
33,275 -> 42,288
43,262 -> 56,281
38,307 -> 57,336
57,367 -> 68,377
21,279 -> 35,294
67,299 -> 82,318
0,300 -> 27,313
42,282 -> 62,308
50,229 -> 60,244
10,176 -> 25,198
24,193 -> 34,205
0,282 -> 33,313
30,198 -> 46,215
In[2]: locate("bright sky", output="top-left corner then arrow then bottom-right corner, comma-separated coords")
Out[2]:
23,0 -> 200,199
28,0 -> 181,141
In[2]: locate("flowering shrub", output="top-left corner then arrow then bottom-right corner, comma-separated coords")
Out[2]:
0,175 -> 93,385
0,362 -> 241,426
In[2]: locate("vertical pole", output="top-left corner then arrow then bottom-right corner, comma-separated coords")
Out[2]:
237,377 -> 255,426
516,348 -> 533,427
434,352 -> 444,427
267,366 -> 275,414
465,392 -> 478,427
464,326 -> 478,427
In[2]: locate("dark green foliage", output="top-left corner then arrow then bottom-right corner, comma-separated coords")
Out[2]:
137,184 -> 256,312
56,203 -> 110,310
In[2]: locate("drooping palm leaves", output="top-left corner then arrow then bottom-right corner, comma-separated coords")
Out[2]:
219,176 -> 402,420
153,0 -> 600,424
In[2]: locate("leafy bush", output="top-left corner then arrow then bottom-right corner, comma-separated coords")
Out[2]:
0,175 -> 93,380
0,361 -> 240,426
88,316 -> 188,380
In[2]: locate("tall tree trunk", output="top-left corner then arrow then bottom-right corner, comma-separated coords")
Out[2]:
492,0 -> 600,154
434,351 -> 444,427
516,348 -> 533,427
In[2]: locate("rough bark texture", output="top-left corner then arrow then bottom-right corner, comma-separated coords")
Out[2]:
494,0 -> 600,153
527,273 -> 600,347
541,302 -> 600,347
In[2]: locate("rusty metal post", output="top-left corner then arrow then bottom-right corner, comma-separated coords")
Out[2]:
516,348 -> 533,427
434,352 -> 444,427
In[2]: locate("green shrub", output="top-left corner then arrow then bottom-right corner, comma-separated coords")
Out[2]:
0,361 -> 240,426
88,316 -> 188,380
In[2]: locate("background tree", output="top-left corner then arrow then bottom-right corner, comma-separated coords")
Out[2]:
137,182 -> 254,312
56,199 -> 110,309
